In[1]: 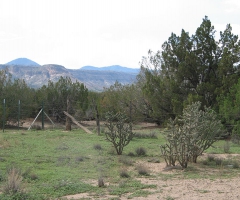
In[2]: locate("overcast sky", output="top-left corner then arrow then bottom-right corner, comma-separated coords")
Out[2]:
0,0 -> 239,69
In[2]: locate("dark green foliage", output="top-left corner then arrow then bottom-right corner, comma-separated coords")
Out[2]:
98,177 -> 104,187
102,82 -> 147,123
233,161 -> 239,169
127,152 -> 135,157
215,158 -> 223,166
135,147 -> 147,156
120,169 -> 130,178
140,16 -> 240,124
223,141 -> 230,153
134,132 -> 158,139
118,156 -> 134,166
136,165 -> 149,176
104,111 -> 134,155
93,144 -> 102,150
207,155 -> 215,162
218,79 -> 240,136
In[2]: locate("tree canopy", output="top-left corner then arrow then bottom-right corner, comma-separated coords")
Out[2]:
140,16 -> 240,124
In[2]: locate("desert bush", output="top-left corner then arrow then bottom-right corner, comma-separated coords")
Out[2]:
207,155 -> 215,162
223,141 -> 230,153
93,144 -> 102,150
3,167 -> 23,195
215,158 -> 223,166
118,156 -> 133,166
134,132 -> 158,139
75,156 -> 84,163
104,112 -> 134,155
120,169 -> 130,178
233,161 -> 239,169
149,131 -> 158,139
160,141 -> 177,167
160,102 -> 226,168
231,134 -> 240,144
148,158 -> 160,163
136,165 -> 149,176
98,177 -> 104,187
22,168 -> 39,181
202,160 -> 208,165
32,125 -> 41,130
127,152 -> 135,157
135,147 -> 147,156
108,147 -> 116,155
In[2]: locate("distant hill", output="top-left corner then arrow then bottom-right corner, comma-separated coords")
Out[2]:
0,59 -> 139,91
81,65 -> 140,74
6,58 -> 40,66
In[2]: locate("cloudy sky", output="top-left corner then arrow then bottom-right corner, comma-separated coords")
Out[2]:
0,0 -> 239,69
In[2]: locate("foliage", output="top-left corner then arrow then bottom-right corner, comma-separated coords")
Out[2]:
102,82 -> 148,123
160,102 -> 226,168
140,16 -> 240,124
135,147 -> 147,156
104,111 -> 134,155
218,78 -> 240,136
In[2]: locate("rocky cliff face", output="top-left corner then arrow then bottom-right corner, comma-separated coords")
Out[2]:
0,64 -> 138,91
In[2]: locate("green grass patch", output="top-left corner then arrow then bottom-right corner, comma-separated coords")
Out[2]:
0,128 -> 162,199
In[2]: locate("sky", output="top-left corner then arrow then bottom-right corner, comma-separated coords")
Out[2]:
0,0 -> 240,69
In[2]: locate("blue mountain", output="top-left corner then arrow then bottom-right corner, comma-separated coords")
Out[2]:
6,58 -> 40,66
81,65 -> 140,74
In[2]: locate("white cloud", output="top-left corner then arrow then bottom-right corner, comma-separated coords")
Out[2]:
0,0 -> 239,68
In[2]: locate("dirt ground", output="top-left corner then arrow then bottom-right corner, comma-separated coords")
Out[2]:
21,120 -> 240,199
63,155 -> 240,200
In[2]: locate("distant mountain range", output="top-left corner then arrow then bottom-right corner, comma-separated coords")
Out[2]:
81,65 -> 139,73
1,58 -> 140,91
6,58 -> 41,66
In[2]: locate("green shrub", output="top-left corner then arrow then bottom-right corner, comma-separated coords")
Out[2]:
120,169 -> 130,178
223,141 -> 230,153
136,165 -> 149,176
93,144 -> 102,150
233,161 -> 239,169
118,156 -> 133,166
135,147 -> 146,156
215,158 -> 223,166
127,152 -> 135,157
207,155 -> 215,162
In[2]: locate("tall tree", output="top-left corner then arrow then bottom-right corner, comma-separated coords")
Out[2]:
43,77 -> 88,129
140,16 -> 240,124
101,81 -> 146,123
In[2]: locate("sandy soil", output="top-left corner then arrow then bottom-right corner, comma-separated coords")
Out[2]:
62,154 -> 240,200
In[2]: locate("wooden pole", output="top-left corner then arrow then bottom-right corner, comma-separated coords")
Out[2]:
2,99 -> 5,132
28,109 -> 42,130
42,102 -> 44,130
63,111 -> 92,134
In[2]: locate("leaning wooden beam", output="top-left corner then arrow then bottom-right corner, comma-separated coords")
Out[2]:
28,109 -> 42,130
63,111 -> 92,134
44,111 -> 55,128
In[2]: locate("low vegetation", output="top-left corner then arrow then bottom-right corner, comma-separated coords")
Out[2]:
160,102 -> 226,168
0,123 -> 239,199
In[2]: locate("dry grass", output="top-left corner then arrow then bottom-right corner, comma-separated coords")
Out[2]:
4,167 -> 23,194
